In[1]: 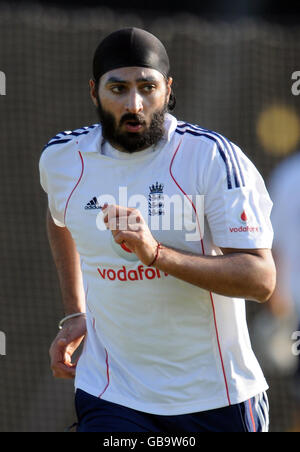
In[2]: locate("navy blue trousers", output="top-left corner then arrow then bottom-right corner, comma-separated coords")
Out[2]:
75,389 -> 269,432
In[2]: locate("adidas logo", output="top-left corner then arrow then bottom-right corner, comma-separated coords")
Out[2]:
85,196 -> 102,210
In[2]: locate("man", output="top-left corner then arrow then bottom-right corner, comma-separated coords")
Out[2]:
39,28 -> 275,432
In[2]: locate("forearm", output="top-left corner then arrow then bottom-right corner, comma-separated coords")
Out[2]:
154,245 -> 275,302
46,209 -> 86,315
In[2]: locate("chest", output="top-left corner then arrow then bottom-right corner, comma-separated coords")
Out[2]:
65,150 -> 204,261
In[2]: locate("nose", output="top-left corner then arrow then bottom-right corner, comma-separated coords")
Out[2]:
125,88 -> 143,114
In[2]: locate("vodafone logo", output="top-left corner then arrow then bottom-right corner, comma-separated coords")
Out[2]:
229,209 -> 260,233
97,265 -> 168,282
240,210 -> 248,223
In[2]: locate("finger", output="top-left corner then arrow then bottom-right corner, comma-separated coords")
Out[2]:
59,339 -> 81,365
50,338 -> 75,369
111,230 -> 125,244
52,362 -> 76,379
107,216 -> 128,231
107,215 -> 143,232
112,230 -> 137,245
102,204 -> 123,223
49,337 -> 67,361
50,340 -> 77,379
102,204 -> 112,223
51,355 -> 76,378
103,205 -> 140,224
127,210 -> 143,225
58,337 -> 68,347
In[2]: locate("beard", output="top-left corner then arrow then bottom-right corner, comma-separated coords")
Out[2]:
95,99 -> 168,153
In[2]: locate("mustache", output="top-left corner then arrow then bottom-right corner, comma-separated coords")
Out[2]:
119,113 -> 146,126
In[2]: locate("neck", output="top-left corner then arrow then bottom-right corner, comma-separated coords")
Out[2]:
105,139 -> 156,154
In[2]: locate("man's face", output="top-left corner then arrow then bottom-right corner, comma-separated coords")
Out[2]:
90,67 -> 172,153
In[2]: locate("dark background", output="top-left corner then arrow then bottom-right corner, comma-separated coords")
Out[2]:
34,0 -> 300,22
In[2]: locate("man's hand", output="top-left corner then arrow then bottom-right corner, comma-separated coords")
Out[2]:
102,205 -> 276,302
103,204 -> 158,266
49,315 -> 87,379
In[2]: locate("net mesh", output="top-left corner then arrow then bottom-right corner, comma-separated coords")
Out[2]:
0,3 -> 300,432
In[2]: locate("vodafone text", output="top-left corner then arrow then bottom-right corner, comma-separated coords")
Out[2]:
229,225 -> 260,233
97,265 -> 168,282
0,71 -> 5,95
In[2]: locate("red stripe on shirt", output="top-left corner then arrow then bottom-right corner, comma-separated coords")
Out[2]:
64,150 -> 84,225
169,139 -> 231,406
98,349 -> 110,398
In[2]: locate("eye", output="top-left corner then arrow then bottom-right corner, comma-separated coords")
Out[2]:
141,84 -> 156,93
110,85 -> 126,94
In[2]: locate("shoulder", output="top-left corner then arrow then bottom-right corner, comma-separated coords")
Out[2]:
39,124 -> 99,168
42,124 -> 99,152
175,120 -> 233,146
175,121 -> 249,190
39,124 -> 100,195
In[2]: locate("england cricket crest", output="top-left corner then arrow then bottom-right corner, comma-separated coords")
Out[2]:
148,182 -> 165,216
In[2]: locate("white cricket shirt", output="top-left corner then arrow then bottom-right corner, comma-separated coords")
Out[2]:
39,114 -> 273,414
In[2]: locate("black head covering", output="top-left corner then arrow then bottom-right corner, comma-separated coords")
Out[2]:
93,28 -> 170,81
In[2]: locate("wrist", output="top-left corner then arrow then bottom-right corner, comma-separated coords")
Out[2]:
63,309 -> 85,316
58,312 -> 86,330
61,301 -> 86,317
148,242 -> 162,267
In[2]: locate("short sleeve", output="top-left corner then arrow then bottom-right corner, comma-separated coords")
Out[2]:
39,150 -> 66,228
203,142 -> 273,249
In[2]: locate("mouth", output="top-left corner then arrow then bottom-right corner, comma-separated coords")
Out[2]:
123,120 -> 145,133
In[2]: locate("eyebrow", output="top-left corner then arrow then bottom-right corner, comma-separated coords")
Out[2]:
136,77 -> 159,83
105,76 -> 159,85
105,76 -> 126,84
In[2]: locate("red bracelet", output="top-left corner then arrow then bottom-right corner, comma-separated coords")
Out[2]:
148,242 -> 162,267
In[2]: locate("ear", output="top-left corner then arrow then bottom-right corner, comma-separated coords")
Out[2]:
166,76 -> 173,100
89,79 -> 99,107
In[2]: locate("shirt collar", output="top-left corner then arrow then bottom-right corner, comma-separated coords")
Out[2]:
77,113 -> 178,153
